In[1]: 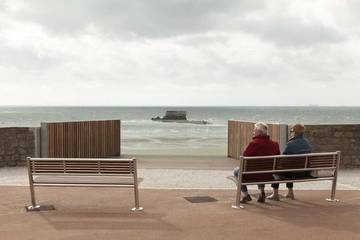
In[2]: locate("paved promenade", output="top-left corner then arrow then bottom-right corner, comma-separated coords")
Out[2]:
1,187 -> 360,240
0,155 -> 359,239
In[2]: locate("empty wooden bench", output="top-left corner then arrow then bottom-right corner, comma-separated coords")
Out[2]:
232,151 -> 341,209
26,157 -> 143,211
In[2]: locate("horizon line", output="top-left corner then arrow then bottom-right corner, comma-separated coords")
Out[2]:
0,105 -> 360,108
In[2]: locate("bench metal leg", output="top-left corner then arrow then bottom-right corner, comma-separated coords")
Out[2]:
26,158 -> 41,211
326,177 -> 339,202
326,152 -> 340,202
26,182 -> 42,211
232,157 -> 244,209
131,186 -> 143,211
131,160 -> 143,212
232,179 -> 244,209
232,183 -> 245,209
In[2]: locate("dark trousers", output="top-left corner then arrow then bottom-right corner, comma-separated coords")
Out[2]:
271,171 -> 311,189
241,184 -> 265,193
234,168 -> 266,193
272,182 -> 293,189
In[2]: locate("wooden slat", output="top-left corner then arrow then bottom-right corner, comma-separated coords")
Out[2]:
308,156 -> 335,168
276,157 -> 306,169
244,158 -> 274,171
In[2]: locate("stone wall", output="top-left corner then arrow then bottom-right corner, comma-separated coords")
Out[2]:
304,124 -> 360,168
0,128 -> 40,167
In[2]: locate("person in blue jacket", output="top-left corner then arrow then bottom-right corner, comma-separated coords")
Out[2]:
267,123 -> 312,201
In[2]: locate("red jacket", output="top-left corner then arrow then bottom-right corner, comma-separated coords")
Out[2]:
243,135 -> 280,157
242,135 -> 280,182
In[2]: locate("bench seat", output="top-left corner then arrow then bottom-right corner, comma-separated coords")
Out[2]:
33,175 -> 135,186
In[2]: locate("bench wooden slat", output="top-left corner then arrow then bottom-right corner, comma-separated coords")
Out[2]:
33,183 -> 136,188
308,164 -> 336,167
33,166 -> 133,169
276,157 -> 306,170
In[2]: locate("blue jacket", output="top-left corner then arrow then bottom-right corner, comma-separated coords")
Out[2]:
283,135 -> 312,155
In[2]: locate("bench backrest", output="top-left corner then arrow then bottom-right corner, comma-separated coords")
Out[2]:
27,158 -> 136,176
241,152 -> 340,174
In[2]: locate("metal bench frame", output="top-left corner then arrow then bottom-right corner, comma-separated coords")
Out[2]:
232,151 -> 341,209
26,157 -> 143,212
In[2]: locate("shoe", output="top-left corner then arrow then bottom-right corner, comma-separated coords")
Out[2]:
257,192 -> 266,203
240,195 -> 252,203
267,193 -> 280,201
285,192 -> 295,200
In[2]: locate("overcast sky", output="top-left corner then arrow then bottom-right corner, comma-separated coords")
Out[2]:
0,0 -> 359,106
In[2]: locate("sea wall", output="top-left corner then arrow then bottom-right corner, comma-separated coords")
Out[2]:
304,124 -> 360,168
2,122 -> 360,168
0,120 -> 121,167
0,127 -> 40,167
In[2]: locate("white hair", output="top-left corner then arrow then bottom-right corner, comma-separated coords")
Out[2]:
254,122 -> 268,135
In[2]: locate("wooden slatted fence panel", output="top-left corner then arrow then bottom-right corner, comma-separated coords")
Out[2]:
42,120 -> 121,158
227,120 -> 288,159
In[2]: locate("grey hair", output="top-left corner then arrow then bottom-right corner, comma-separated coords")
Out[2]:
254,122 -> 268,135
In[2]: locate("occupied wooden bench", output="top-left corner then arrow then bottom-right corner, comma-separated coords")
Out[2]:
25,157 -> 143,212
232,151 -> 341,209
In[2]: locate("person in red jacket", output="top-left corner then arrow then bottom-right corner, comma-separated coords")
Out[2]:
233,122 -> 280,203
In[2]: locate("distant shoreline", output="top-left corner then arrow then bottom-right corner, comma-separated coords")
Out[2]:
1,105 -> 360,108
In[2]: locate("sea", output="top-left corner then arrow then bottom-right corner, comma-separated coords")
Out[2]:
1,106 -> 360,156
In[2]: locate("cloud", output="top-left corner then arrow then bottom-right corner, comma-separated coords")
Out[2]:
3,0 -> 265,38
240,17 -> 345,47
0,0 -> 359,106
0,44 -> 60,69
